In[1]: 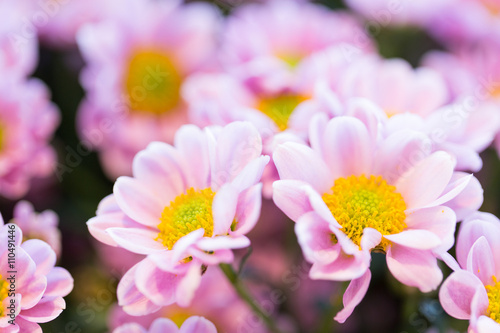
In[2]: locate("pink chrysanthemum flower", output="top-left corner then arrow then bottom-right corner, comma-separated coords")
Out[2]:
272,115 -> 481,323
427,0 -> 500,44
439,212 -> 500,332
310,54 -> 500,172
109,267 -> 269,333
113,316 -> 217,333
9,201 -> 61,257
220,0 -> 374,94
77,0 -> 221,178
87,122 -> 269,314
22,0 -> 122,47
0,76 -> 60,199
0,1 -> 38,79
0,220 -> 73,332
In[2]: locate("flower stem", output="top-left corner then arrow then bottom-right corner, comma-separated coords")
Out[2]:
219,263 -> 283,333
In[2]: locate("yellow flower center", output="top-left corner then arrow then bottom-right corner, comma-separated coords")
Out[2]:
0,275 -> 9,317
322,175 -> 407,250
257,94 -> 307,131
278,53 -> 303,68
156,188 -> 214,250
0,125 -> 5,151
124,49 -> 182,115
486,276 -> 500,324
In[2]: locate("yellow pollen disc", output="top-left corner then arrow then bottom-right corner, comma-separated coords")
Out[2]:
278,53 -> 303,68
486,276 -> 500,324
124,49 -> 182,115
156,188 -> 215,250
322,175 -> 407,250
0,275 -> 9,317
257,94 -> 307,131
0,125 -> 5,151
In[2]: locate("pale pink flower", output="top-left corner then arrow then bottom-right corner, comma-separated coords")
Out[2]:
77,0 -> 221,178
0,1 -> 38,79
423,43 -> 500,167
113,316 -> 217,333
0,77 -> 60,199
87,122 -> 269,314
426,0 -> 500,44
307,54 -> 500,172
22,0 -> 122,47
343,0 -> 448,26
109,267 -> 268,333
439,212 -> 500,332
220,0 -> 374,94
272,114 -> 482,323
9,201 -> 61,257
0,220 -> 73,333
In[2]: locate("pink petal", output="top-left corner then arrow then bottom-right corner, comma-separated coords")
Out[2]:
107,228 -> 165,255
273,142 -> 332,194
295,212 -> 339,265
467,237 -> 495,286
210,122 -> 263,189
135,258 -> 178,307
190,248 -> 234,265
87,212 -> 144,247
334,269 -> 371,323
174,125 -> 210,190
386,245 -> 442,292
117,263 -> 161,316
132,144 -> 186,204
445,173 -> 483,221
373,130 -> 431,183
149,318 -> 179,333
13,317 -> 41,333
114,323 -> 147,333
180,316 -> 217,333
273,180 -> 313,221
196,235 -> 250,251
395,151 -> 455,210
457,213 -> 500,271
19,297 -> 65,323
360,228 -> 382,251
44,267 -> 74,298
384,230 -> 442,250
232,184 -> 262,236
423,173 -> 473,209
404,206 -> 456,243
212,184 -> 239,236
175,262 -> 202,307
21,239 -> 56,276
321,116 -> 373,179
304,185 -> 341,229
114,176 -> 164,227
476,316 -> 500,333
439,270 -> 487,320
171,229 -> 205,263
230,156 -> 269,193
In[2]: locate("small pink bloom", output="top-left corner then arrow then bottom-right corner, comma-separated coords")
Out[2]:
220,0 -> 374,94
0,77 -> 60,199
272,115 -> 482,323
113,316 -> 217,333
439,212 -> 500,332
77,0 -> 221,178
87,122 -> 268,313
0,220 -> 73,333
0,1 -> 38,79
9,201 -> 61,257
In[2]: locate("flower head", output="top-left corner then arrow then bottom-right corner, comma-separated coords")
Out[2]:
272,114 -> 481,322
77,0 -> 221,178
113,316 -> 216,333
439,212 -> 500,332
87,121 -> 269,313
0,220 -> 73,332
